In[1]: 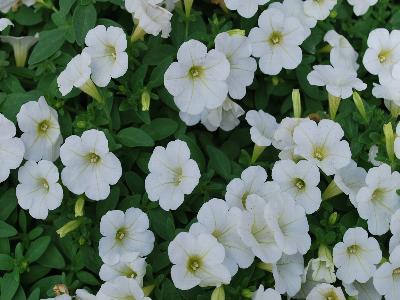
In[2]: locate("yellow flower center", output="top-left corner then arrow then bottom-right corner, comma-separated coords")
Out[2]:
123,267 -> 138,279
37,120 -> 50,134
325,291 -> 339,300
187,256 -> 202,273
87,152 -> 100,164
38,178 -> 49,191
372,188 -> 384,202
294,178 -> 306,190
188,66 -> 203,79
393,267 -> 400,275
115,228 -> 127,241
313,146 -> 326,161
269,32 -> 283,45
174,168 -> 184,186
106,45 -> 117,60
378,49 -> 390,63
347,244 -> 360,255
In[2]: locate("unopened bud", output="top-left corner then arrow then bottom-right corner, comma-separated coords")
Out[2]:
56,219 -> 82,238
328,212 -> 338,225
141,89 -> 151,111
292,89 -> 302,118
383,122 -> 395,162
75,196 -> 85,217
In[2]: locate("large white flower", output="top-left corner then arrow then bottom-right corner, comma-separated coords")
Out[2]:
264,196 -> 311,255
344,279 -> 381,300
214,32 -> 257,100
189,199 -> 254,275
324,30 -> 359,71
253,285 -> 281,300
145,139 -> 200,211
347,0 -> 378,16
99,208 -> 155,265
97,276 -> 150,300
249,7 -> 308,75
60,129 -> 122,201
373,245 -> 400,300
304,0 -> 337,20
99,253 -> 146,286
16,160 -> 63,220
0,113 -> 25,183
83,25 -> 128,87
0,18 -> 13,31
245,110 -> 278,147
168,232 -> 231,290
164,39 -> 230,115
224,0 -> 268,18
272,159 -> 321,214
238,195 -> 282,263
225,166 -> 269,209
16,97 -> 62,162
333,227 -> 382,284
356,164 -> 400,235
306,283 -> 345,300
363,28 -> 400,79
272,253 -> 304,297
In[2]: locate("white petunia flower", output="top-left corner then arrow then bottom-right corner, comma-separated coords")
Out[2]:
306,283 -> 345,300
265,196 -> 311,255
272,253 -> 304,297
168,232 -> 231,290
17,97 -> 62,162
249,8 -> 308,75
347,0 -> 378,16
307,64 -> 366,99
75,289 -> 96,300
99,253 -> 146,286
333,227 -> 382,284
164,39 -> 230,115
395,122 -> 400,159
189,199 -> 254,275
179,98 -> 244,132
356,164 -> 400,235
225,166 -> 269,209
97,276 -> 150,300
224,0 -> 268,18
245,110 -> 278,147
99,208 -> 155,265
334,160 -> 367,207
368,145 -> 383,166
0,34 -> 39,67
363,28 -> 400,79
0,18 -> 13,31
293,119 -> 352,176
16,160 -> 62,220
83,25 -> 128,87
60,129 -> 122,201
215,32 -> 257,100
372,75 -> 400,107
238,195 -> 282,263
304,0 -> 337,20
0,113 -> 25,183
272,159 -> 321,214
389,209 -> 400,253
145,139 -> 200,211
0,0 -> 35,13
373,245 -> 400,300
252,285 -> 281,300
344,279 -> 381,300
324,30 -> 359,71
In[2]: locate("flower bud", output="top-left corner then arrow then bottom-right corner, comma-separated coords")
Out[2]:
257,262 -> 272,272
227,29 -> 245,36
292,89 -> 302,118
75,196 -> 85,217
56,219 -> 82,238
383,122 -> 395,163
141,89 -> 151,111
328,212 -> 338,225
53,284 -> 69,296
352,91 -> 367,121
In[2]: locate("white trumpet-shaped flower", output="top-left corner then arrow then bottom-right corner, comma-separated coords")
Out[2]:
246,110 -> 278,147
224,0 -> 268,18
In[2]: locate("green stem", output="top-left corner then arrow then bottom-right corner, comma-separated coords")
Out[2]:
328,93 -> 341,120
251,145 -> 266,164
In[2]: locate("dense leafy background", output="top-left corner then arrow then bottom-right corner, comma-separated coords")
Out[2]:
1,0 -> 400,299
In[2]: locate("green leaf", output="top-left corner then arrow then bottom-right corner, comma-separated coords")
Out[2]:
72,4 -> 97,45
0,254 -> 14,271
149,208 -> 175,241
142,118 -> 178,141
207,146 -> 232,180
25,236 -> 51,263
29,28 -> 67,65
27,289 -> 40,300
0,221 -> 17,238
76,270 -> 100,285
117,127 -> 155,147
1,271 -> 19,300
36,244 -> 65,269
0,189 -> 17,221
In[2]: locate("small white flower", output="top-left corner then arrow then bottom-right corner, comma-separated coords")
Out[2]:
265,196 -> 311,255
83,25 -> 128,87
0,18 -> 13,31
97,276 -> 150,300
16,160 -> 63,220
368,145 -> 383,166
334,160 -> 367,207
304,0 -> 337,20
0,34 -> 39,67
145,139 -> 200,211
225,166 -> 269,209
307,257 -> 336,284
0,113 -> 25,183
372,75 -> 400,106
272,159 -> 321,214
0,0 -> 35,13
99,253 -> 146,286
272,253 -> 304,297
373,245 -> 400,300
215,32 -> 257,100
347,0 -> 378,16
356,164 -> 400,235
249,7 -> 308,75
395,122 -> 400,159
344,279 -> 381,300
17,97 -> 62,162
168,232 -> 231,290
252,285 -> 281,300
224,0 -> 268,18
60,129 -> 122,201
99,208 -> 155,265
306,283 -> 346,300
363,28 -> 400,79
324,30 -> 359,70
333,227 -> 382,284
293,119 -> 352,176
307,64 -> 367,99
189,199 -> 254,275
238,195 -> 282,263
245,110 -> 278,147
164,39 -> 230,115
